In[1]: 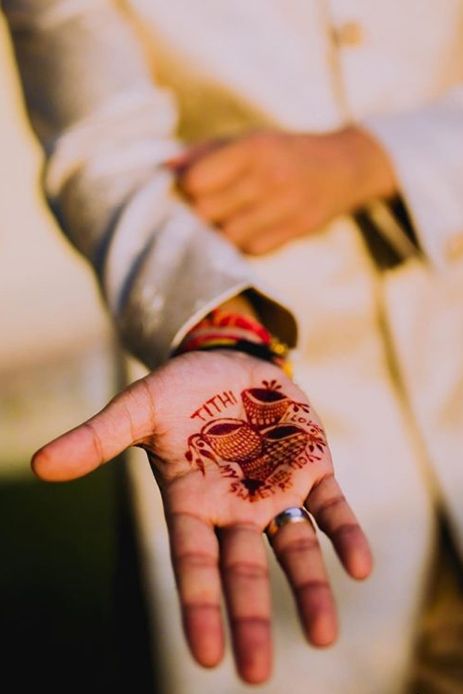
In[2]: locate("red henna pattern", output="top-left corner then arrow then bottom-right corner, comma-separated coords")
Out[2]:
185,380 -> 326,501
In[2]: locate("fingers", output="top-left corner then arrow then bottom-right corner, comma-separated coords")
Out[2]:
306,474 -> 373,580
218,523 -> 272,684
165,138 -> 231,174
168,512 -> 224,668
269,518 -> 338,647
192,175 -> 264,224
180,139 -> 251,195
168,514 -> 272,682
31,378 -> 156,481
221,193 -> 299,247
242,218 -> 307,255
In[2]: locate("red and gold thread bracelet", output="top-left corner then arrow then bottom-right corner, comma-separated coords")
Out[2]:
190,309 -> 272,342
174,310 -> 293,377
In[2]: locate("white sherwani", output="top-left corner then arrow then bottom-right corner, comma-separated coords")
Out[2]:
4,1 -> 463,692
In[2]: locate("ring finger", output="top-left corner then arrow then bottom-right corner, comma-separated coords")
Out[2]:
268,513 -> 337,647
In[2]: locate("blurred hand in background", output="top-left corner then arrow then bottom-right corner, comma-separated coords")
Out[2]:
167,127 -> 396,255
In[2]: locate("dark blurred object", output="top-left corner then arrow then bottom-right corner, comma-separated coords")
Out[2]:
0,460 -> 160,694
407,515 -> 463,693
355,196 -> 422,270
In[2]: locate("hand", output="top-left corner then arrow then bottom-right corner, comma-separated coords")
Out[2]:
168,127 -> 397,255
32,351 -> 372,684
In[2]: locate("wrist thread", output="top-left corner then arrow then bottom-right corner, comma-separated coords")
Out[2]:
173,310 -> 293,376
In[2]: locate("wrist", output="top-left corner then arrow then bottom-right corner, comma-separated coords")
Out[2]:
173,309 -> 292,376
340,125 -> 398,205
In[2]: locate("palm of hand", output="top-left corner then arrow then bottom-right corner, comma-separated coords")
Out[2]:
145,351 -> 329,526
32,350 -> 372,684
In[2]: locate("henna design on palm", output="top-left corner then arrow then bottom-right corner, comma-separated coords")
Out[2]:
185,379 -> 327,501
30,349 -> 373,683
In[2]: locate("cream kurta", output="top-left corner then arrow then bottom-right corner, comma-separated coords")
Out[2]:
4,1 -> 463,692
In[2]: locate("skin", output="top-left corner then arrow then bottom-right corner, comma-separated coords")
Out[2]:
32,350 -> 372,684
32,128 -> 387,683
167,126 -> 397,255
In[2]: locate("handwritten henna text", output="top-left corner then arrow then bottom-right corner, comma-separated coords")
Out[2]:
190,390 -> 238,421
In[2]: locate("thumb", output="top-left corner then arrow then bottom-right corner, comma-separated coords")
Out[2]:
31,379 -> 155,482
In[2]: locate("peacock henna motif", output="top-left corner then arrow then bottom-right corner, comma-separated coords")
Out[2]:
185,380 -> 326,502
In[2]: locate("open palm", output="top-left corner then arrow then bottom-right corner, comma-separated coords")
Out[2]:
32,350 -> 372,684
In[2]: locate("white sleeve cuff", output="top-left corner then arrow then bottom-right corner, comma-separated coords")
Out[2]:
169,283 -> 298,355
363,87 -> 463,269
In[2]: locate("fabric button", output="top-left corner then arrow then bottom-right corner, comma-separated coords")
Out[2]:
332,21 -> 364,47
446,233 -> 463,262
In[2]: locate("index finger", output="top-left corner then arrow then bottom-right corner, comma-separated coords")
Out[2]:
180,139 -> 252,196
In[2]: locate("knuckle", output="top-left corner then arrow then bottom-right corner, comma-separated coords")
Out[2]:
331,523 -> 362,541
176,551 -> 218,569
183,601 -> 221,613
224,561 -> 268,580
295,579 -> 330,597
230,616 -> 270,628
310,471 -> 335,494
278,536 -> 318,558
318,495 -> 347,515
228,521 -> 261,533
83,421 -> 104,464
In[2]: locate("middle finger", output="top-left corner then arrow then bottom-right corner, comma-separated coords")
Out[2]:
219,522 -> 272,684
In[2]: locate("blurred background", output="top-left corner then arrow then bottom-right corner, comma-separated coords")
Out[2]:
0,17 -> 158,693
2,4 -> 463,693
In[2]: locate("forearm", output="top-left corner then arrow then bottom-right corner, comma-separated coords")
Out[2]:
4,0 -> 297,367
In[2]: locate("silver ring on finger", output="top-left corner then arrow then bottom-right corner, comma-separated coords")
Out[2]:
265,506 -> 315,540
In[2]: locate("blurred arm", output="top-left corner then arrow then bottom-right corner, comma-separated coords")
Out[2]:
3,0 -> 297,368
